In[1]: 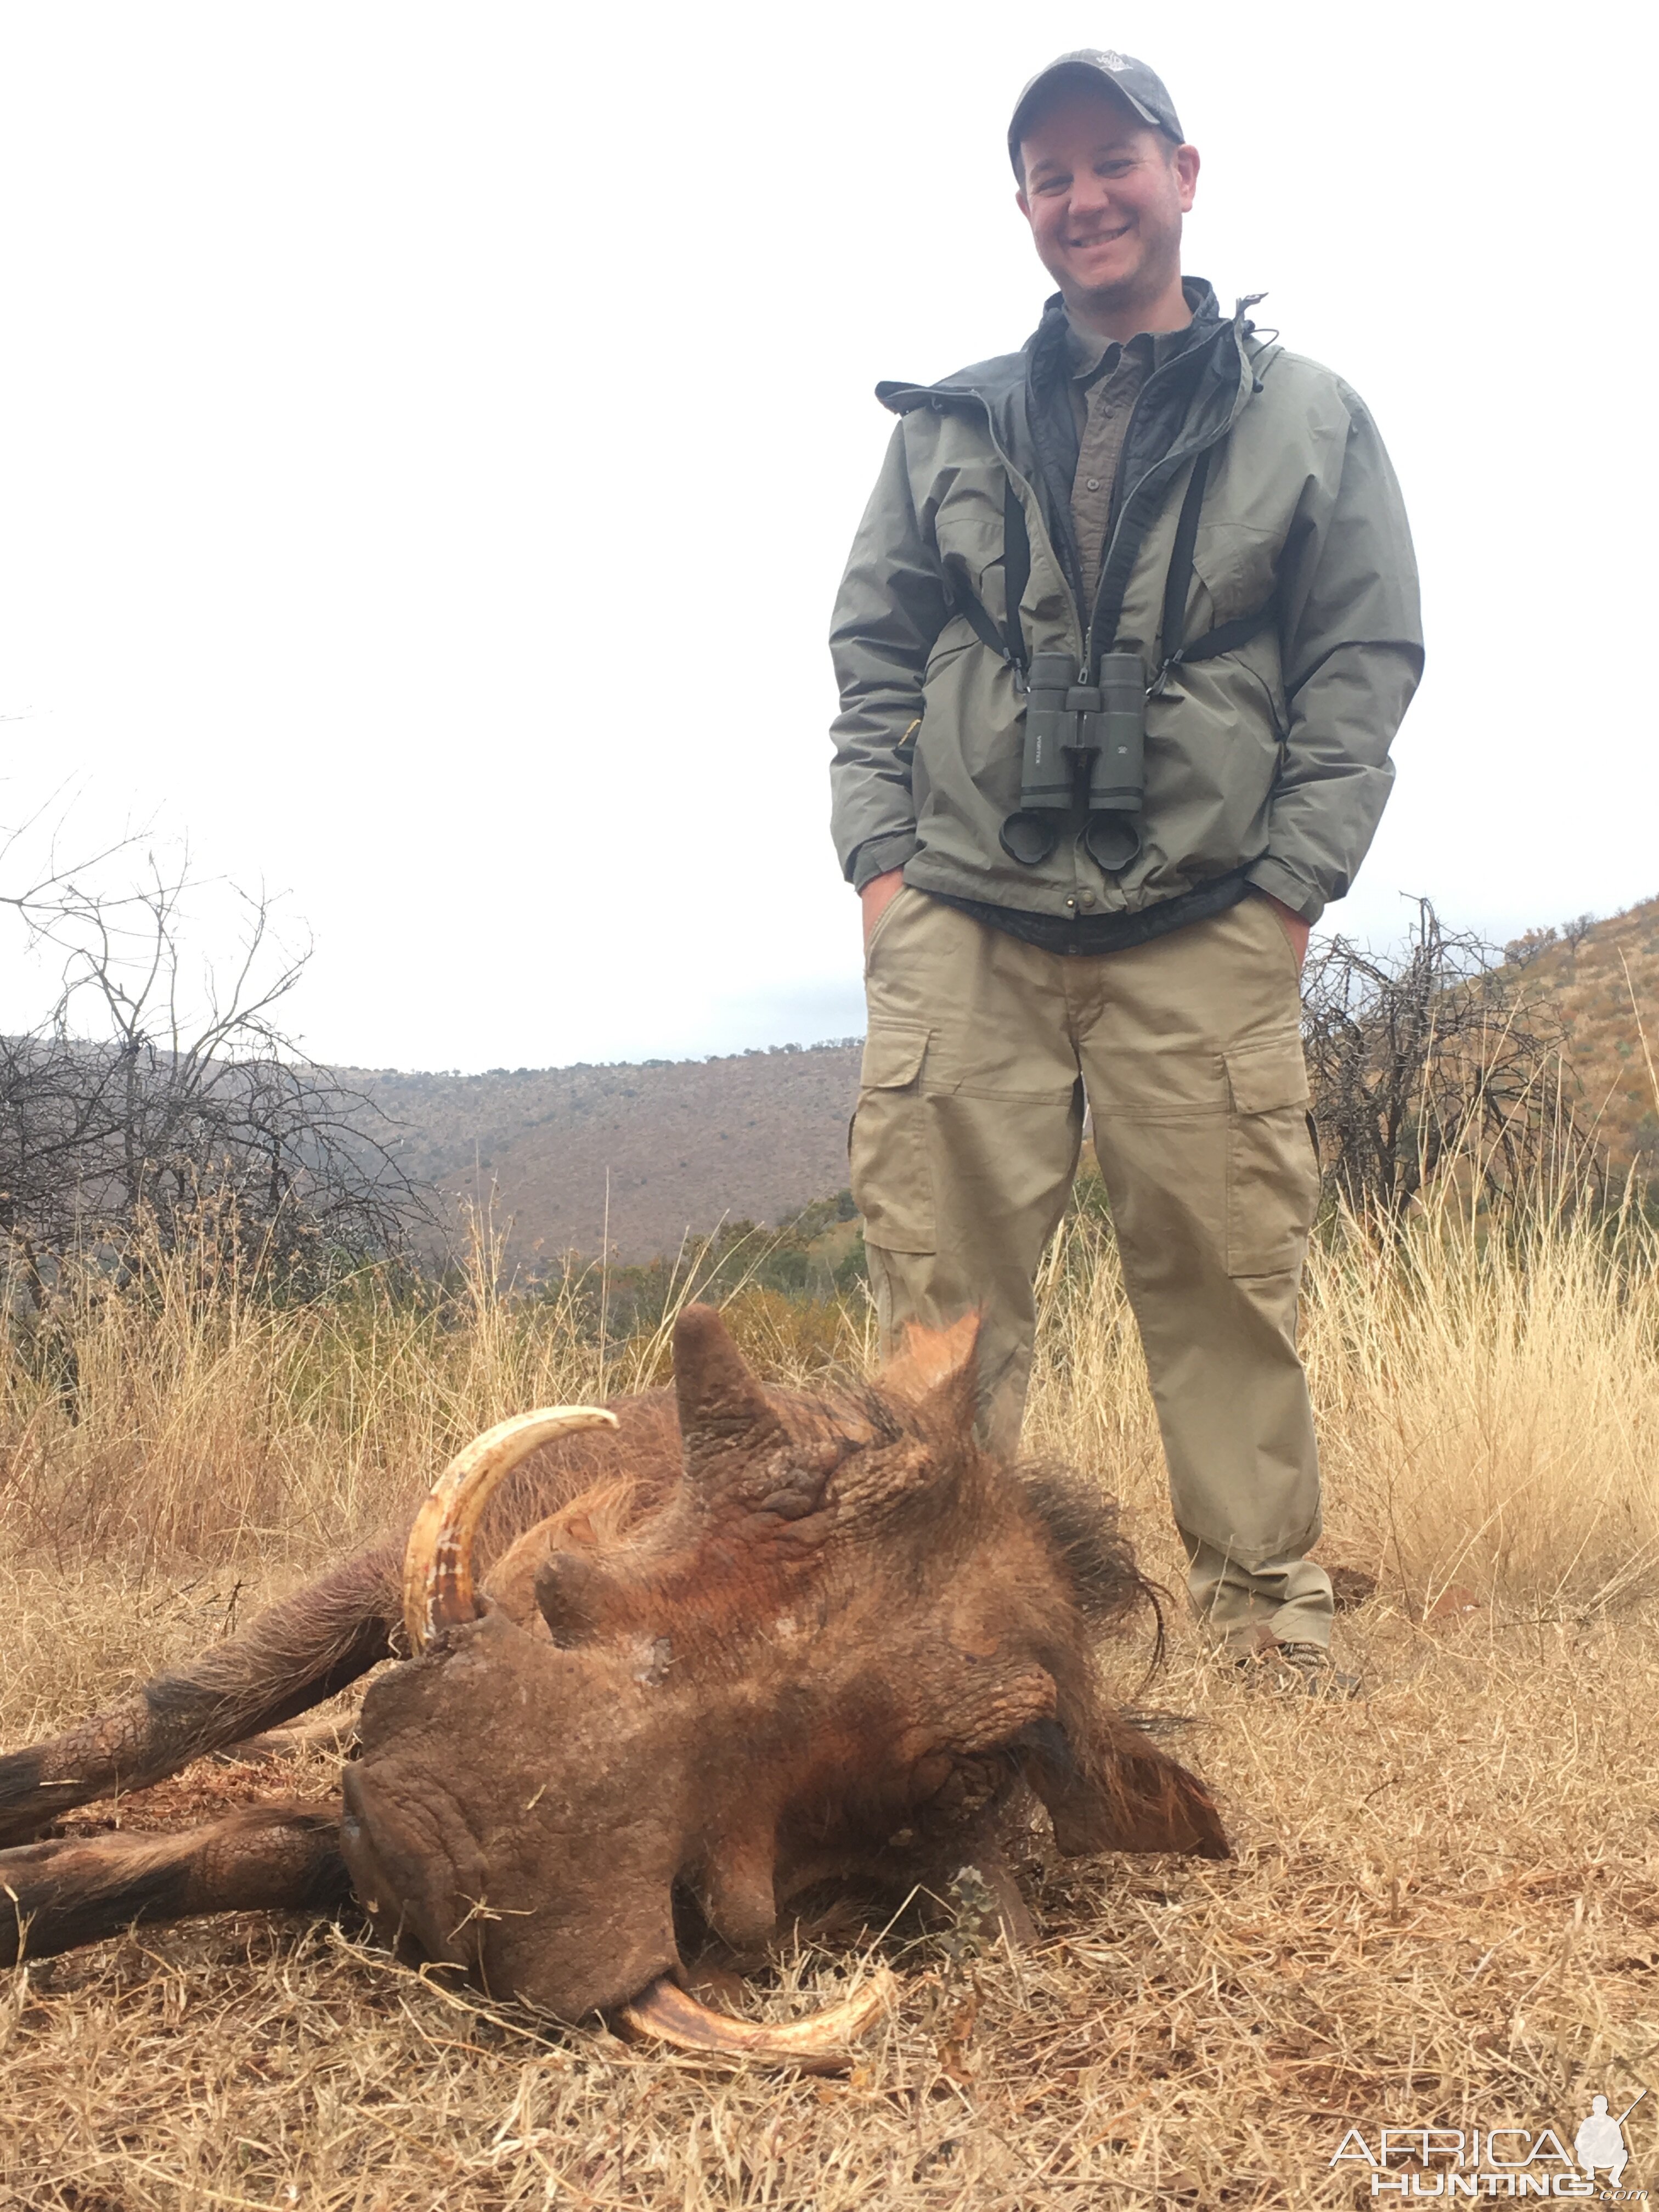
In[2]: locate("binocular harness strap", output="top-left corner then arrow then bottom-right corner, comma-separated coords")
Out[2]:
943,476 -> 1032,674
1154,445 -> 1278,678
944,445 -> 1275,691
939,439 -> 1278,873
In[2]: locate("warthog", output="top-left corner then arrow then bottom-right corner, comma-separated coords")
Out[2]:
0,1306 -> 1226,2066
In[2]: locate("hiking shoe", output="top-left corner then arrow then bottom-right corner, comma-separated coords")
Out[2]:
1238,1640 -> 1361,1700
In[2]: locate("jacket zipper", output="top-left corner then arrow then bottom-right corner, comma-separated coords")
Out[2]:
1082,336 -> 1254,673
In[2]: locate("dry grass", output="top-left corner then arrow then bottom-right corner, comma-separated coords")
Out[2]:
1031,1188 -> 1659,1618
4,1192 -> 1659,2208
0,1224 -> 866,1581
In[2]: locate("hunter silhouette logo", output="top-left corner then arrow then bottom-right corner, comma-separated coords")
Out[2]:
1576,2092 -> 1644,2190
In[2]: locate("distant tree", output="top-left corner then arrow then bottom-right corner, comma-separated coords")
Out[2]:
1300,898 -> 1599,1219
1503,925 -> 1558,967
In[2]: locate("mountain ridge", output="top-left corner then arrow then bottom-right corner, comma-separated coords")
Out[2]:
349,895 -> 1659,1266
349,1041 -> 864,1266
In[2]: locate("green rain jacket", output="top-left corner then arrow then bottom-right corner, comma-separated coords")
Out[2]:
828,281 -> 1423,930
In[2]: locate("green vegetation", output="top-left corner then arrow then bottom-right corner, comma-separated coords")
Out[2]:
552,1188 -> 867,1349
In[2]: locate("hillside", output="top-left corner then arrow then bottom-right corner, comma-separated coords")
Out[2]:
345,897 -> 1659,1268
1504,893 -> 1659,1173
350,1043 -> 862,1266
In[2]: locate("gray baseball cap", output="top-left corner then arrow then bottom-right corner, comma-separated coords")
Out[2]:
1007,50 -> 1184,176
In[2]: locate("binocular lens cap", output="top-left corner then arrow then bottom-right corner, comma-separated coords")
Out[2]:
999,812 -> 1060,866
1082,813 -> 1142,873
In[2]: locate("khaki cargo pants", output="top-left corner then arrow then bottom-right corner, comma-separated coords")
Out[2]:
851,886 -> 1331,1651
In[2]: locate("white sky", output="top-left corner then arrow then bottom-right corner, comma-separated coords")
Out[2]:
2,0 -> 1654,1071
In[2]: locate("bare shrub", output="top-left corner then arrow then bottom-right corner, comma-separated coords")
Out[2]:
0,851 -> 424,1297
1300,897 -> 1599,1217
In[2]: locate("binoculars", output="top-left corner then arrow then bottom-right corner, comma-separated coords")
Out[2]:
1000,650 -> 1147,872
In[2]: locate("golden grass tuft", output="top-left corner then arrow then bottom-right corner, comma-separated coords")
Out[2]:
1030,1186 -> 1659,1620
4,1188 -> 1659,2207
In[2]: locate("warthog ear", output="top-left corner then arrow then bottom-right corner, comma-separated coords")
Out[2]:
882,1312 -> 981,1397
673,1305 -> 786,1478
1014,1715 -> 1229,1861
879,1313 -> 981,1426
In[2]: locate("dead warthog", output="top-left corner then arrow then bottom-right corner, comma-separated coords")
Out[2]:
0,1306 -> 1226,2066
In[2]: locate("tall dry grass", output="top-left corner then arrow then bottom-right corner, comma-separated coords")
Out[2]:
1026,1182 -> 1659,1622
0,1216 -> 871,1576
7,1183 -> 1656,1617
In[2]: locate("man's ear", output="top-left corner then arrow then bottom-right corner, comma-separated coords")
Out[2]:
1174,142 -> 1200,212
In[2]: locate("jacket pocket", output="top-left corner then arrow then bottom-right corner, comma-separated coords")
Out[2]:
1231,653 -> 1289,743
849,1023 -> 935,1254
1223,1035 -> 1319,1277
1190,524 -> 1279,630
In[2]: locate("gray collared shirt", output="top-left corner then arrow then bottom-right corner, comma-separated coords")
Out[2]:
1065,313 -> 1192,612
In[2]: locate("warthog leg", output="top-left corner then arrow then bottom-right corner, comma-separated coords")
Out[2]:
0,1545 -> 401,1847
0,1801 -> 350,1966
217,1707 -> 363,1763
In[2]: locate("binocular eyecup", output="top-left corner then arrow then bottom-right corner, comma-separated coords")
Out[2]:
999,650 -> 1147,873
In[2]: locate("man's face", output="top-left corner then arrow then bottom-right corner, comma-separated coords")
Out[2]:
1016,88 -> 1198,313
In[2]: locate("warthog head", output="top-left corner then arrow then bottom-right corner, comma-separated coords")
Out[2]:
338,1305 -> 1226,2057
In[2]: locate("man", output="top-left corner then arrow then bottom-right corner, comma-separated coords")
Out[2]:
828,50 -> 1421,1692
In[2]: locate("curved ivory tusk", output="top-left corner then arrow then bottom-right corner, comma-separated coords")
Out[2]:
402,1407 -> 619,1651
616,1967 -> 893,2074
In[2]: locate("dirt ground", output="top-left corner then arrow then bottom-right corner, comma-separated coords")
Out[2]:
5,1572 -> 1657,2211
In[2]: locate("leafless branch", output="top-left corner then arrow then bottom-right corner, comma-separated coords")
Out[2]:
1301,897 -> 1601,1221
0,850 -> 428,1296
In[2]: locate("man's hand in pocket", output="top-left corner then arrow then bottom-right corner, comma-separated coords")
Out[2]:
860,869 -> 906,950
1260,892 -> 1311,972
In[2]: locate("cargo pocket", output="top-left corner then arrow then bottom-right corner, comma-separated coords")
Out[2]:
849,1023 -> 935,1254
1223,1034 -> 1320,1277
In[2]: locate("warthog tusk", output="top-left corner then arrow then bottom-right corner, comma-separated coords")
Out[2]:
616,1967 -> 893,2074
402,1408 -> 619,1652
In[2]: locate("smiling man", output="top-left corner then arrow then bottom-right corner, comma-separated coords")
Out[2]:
829,51 -> 1422,1695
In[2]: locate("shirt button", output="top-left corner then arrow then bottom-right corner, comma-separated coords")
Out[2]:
1079,889 -> 1097,909
1065,895 -> 1077,910
1085,477 -> 1101,491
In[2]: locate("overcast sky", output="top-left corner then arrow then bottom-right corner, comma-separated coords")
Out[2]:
2,0 -> 1654,1071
